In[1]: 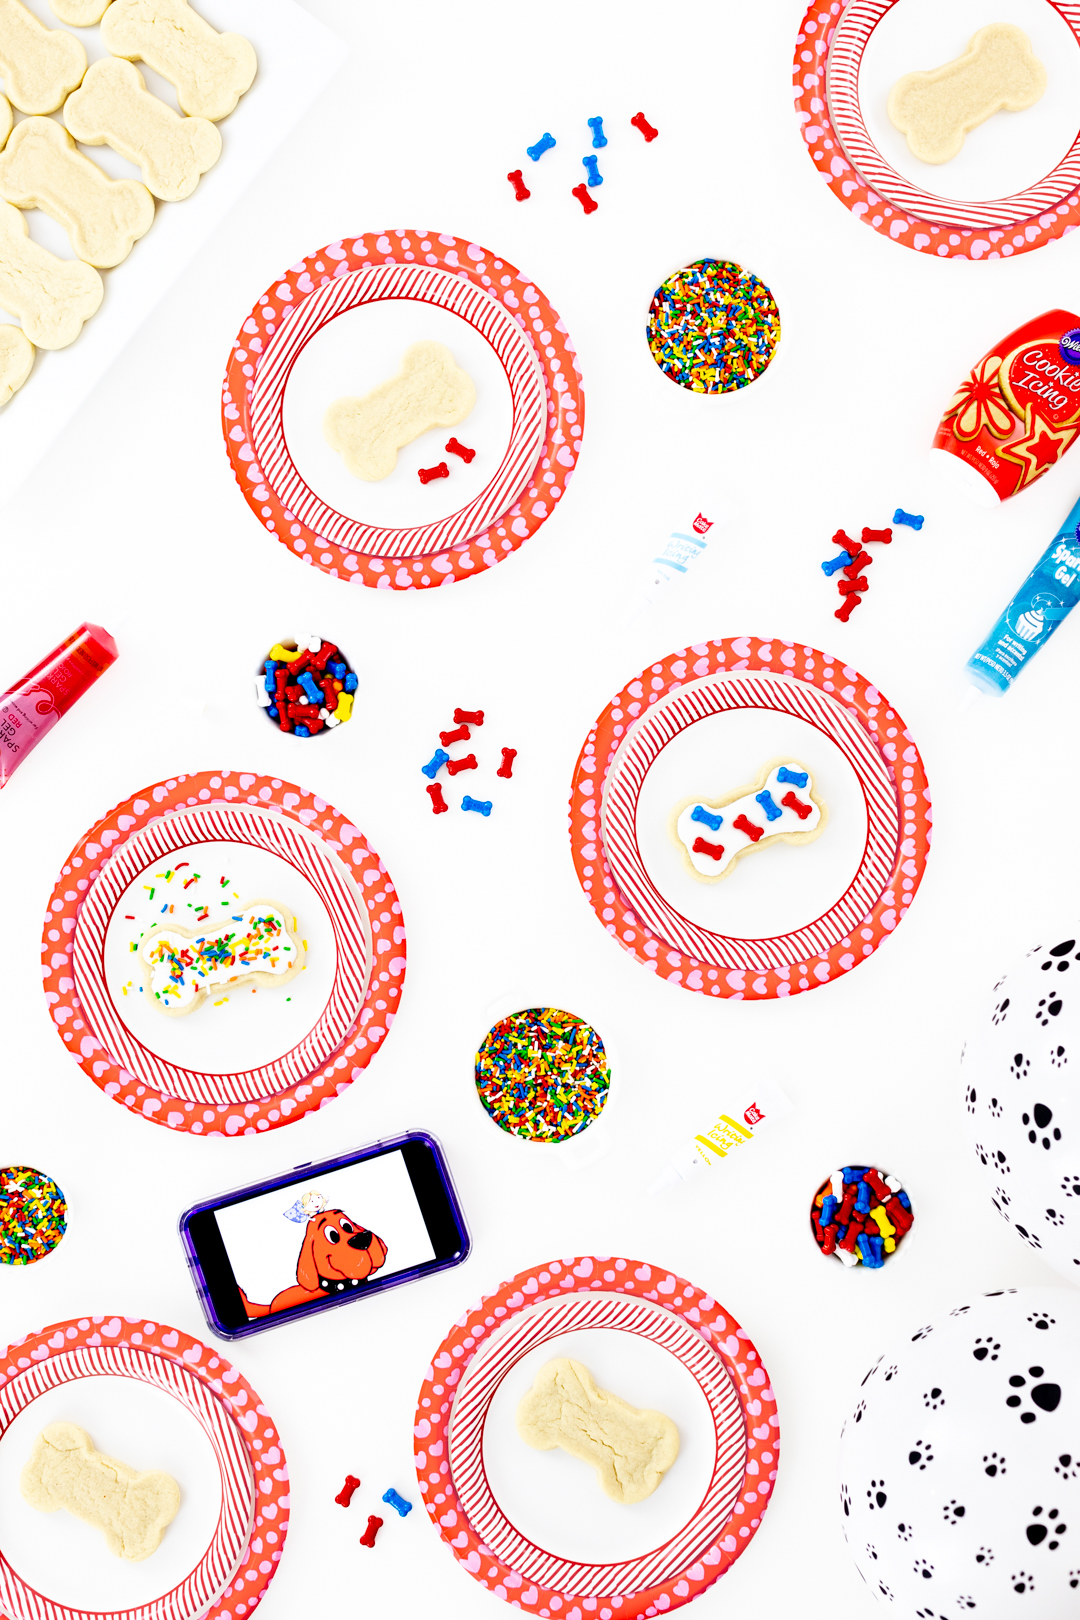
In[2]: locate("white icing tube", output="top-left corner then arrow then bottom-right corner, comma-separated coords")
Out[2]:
648,1078 -> 794,1195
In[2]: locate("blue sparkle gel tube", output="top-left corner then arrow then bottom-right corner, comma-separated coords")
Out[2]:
967,494 -> 1080,695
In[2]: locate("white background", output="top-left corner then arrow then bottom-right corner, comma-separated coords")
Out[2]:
2,2 -> 1080,1617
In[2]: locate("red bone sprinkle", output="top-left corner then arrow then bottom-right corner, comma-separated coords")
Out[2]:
310,640 -> 339,672
733,814 -> 763,843
446,754 -> 478,776
360,1515 -> 383,1548
837,1220 -> 861,1253
821,1223 -> 837,1256
781,791 -> 813,821
571,183 -> 598,214
335,1475 -> 361,1507
863,1167 -> 891,1201
507,169 -> 530,201
862,526 -> 893,545
631,111 -> 659,141
497,747 -> 517,779
837,575 -> 869,595
439,724 -> 470,747
843,549 -> 872,578
320,677 -> 338,712
692,836 -> 725,861
418,462 -> 449,484
426,783 -> 448,815
889,1200 -> 914,1234
446,437 -> 475,463
832,528 -> 856,551
454,708 -> 484,726
835,594 -> 862,622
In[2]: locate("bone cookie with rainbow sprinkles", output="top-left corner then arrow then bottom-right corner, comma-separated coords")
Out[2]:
139,902 -> 301,1015
670,759 -> 826,882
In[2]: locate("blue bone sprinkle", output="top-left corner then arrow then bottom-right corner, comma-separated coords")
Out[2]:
294,726 -> 310,738
898,1190 -> 912,1210
582,153 -> 603,187
776,766 -> 809,789
421,749 -> 450,779
298,671 -> 322,705
755,790 -> 782,822
587,114 -> 607,148
527,131 -> 556,161
382,1488 -> 413,1517
893,508 -> 924,530
856,1233 -> 874,1267
821,1194 -> 838,1226
344,672 -> 358,693
691,804 -> 723,832
868,1233 -> 885,1265
855,1179 -> 872,1215
462,796 -> 493,816
328,659 -> 347,679
821,550 -> 853,576
268,705 -> 278,719
842,1166 -> 860,1183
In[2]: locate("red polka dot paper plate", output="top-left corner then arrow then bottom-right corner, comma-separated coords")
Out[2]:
0,1316 -> 287,1620
222,230 -> 583,588
415,1256 -> 778,1617
794,0 -> 1080,261
43,771 -> 405,1135
569,639 -> 931,1000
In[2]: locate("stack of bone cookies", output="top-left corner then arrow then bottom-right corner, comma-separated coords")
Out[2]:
0,0 -> 256,403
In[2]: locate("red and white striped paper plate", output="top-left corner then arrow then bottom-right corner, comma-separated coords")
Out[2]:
0,1319 -> 283,1620
826,0 -> 1080,231
72,803 -> 370,1109
416,1257 -> 778,1617
448,1292 -> 746,1599
247,262 -> 546,560
600,670 -> 899,973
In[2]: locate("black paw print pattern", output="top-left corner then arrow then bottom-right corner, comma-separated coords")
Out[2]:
1050,1044 -> 1068,1068
909,1440 -> 933,1469
1026,1505 -> 1067,1549
923,1386 -> 945,1410
865,1542 -> 878,1561
995,1148 -> 1011,1175
897,1522 -> 913,1542
973,1337 -> 1000,1362
1011,1052 -> 1031,1080
1011,1570 -> 1035,1594
992,1187 -> 1011,1220
992,996 -> 1010,1025
853,1400 -> 866,1423
956,1598 -> 976,1611
913,1557 -> 933,1579
990,1095 -> 1003,1117
840,1483 -> 851,1516
1041,939 -> 1078,971
1037,996 -> 1063,1027
1007,1366 -> 1062,1422
942,1499 -> 966,1525
1028,1312 -> 1056,1330
867,1478 -> 887,1510
965,1084 -> 977,1114
950,1304 -> 972,1316
1023,1103 -> 1061,1150
1013,1223 -> 1042,1249
912,1324 -> 933,1342
1055,1453 -> 1079,1481
984,1451 -> 1006,1477
1046,1208 -> 1065,1227
1062,1174 -> 1080,1199
975,1546 -> 994,1566
883,1363 -> 899,1381
1069,1569 -> 1079,1589
877,1581 -> 893,1601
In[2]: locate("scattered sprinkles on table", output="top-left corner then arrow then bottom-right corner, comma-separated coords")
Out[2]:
811,1164 -> 914,1269
647,258 -> 780,393
256,634 -> 357,737
475,1008 -> 610,1142
0,1166 -> 66,1265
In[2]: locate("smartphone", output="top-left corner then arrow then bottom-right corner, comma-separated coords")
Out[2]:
179,1131 -> 470,1339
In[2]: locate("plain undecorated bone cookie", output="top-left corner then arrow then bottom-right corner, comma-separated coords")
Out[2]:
0,322 -> 33,403
0,90 -> 10,149
888,23 -> 1047,165
324,340 -> 477,482
0,199 -> 102,347
0,0 -> 86,115
101,0 -> 257,122
65,57 -> 220,202
49,0 -> 110,22
0,116 -> 154,267
21,1421 -> 180,1561
516,1358 -> 680,1505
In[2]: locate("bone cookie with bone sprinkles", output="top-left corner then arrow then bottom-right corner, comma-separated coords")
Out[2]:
669,759 -> 826,883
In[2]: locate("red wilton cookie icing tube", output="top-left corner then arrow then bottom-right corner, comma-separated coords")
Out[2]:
0,624 -> 117,788
931,310 -> 1080,506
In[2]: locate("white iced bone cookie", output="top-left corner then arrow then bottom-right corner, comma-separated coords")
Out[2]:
0,0 -> 86,115
139,900 -> 301,1016
888,24 -> 1047,165
49,0 -> 110,22
0,199 -> 102,348
324,340 -> 476,482
21,1421 -> 180,1562
516,1358 -> 679,1505
0,322 -> 32,401
670,758 -> 826,883
100,0 -> 256,121
65,57 -> 220,202
0,116 -> 154,267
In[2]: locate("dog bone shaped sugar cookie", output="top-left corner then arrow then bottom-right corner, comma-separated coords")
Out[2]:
516,1358 -> 680,1505
888,24 -> 1047,165
669,758 -> 826,883
49,0 -> 110,22
0,116 -> 154,267
0,0 -> 86,114
324,340 -> 477,483
100,0 -> 257,121
65,57 -> 221,202
21,1421 -> 180,1561
139,901 -> 301,1015
0,323 -> 33,403
0,90 -> 10,149
0,199 -> 102,348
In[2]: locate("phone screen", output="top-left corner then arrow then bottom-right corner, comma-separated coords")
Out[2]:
182,1135 -> 468,1335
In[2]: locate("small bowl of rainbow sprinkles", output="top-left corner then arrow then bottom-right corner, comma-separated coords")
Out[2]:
256,634 -> 357,738
473,998 -> 616,1165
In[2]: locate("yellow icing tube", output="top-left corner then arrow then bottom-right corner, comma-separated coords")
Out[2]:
648,1078 -> 793,1195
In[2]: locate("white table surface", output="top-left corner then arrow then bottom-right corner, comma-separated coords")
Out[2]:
2,1 -> 1078,1615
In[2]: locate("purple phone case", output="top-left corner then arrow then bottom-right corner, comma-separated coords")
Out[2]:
178,1129 -> 470,1339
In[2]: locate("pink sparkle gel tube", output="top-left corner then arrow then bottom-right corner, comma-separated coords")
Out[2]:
0,624 -> 118,788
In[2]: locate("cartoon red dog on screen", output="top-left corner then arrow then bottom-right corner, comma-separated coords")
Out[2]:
240,1190 -> 388,1318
